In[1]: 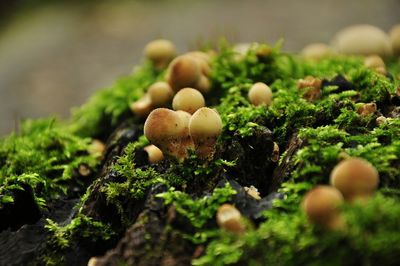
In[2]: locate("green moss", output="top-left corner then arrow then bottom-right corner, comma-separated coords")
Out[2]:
0,118 -> 97,209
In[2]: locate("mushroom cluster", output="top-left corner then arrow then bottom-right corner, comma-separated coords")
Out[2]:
131,40 -> 214,119
302,157 -> 379,230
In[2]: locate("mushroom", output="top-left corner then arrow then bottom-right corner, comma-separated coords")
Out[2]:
148,81 -> 174,107
144,144 -> 164,164
301,43 -> 333,60
172,88 -> 205,114
144,108 -> 191,161
364,55 -> 386,74
248,82 -> 273,106
302,186 -> 345,230
357,103 -> 377,117
332,24 -> 392,57
330,157 -> 379,202
144,39 -> 176,70
216,204 -> 246,234
389,24 -> 400,56
167,55 -> 202,92
130,94 -> 153,117
189,107 -> 223,159
87,139 -> 105,159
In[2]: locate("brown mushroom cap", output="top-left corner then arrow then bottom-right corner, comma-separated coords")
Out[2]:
144,39 -> 176,69
167,55 -> 202,92
172,88 -> 205,114
216,204 -> 246,234
248,82 -> 273,106
330,158 -> 379,202
364,55 -> 385,69
189,107 -> 222,159
148,81 -> 174,107
302,185 -> 345,230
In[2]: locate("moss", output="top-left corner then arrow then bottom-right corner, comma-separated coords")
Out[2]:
0,118 -> 97,209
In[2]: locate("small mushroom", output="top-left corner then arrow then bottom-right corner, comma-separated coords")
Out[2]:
189,107 -> 222,159
376,116 -> 387,125
130,94 -> 153,117
144,144 -> 164,164
271,142 -> 280,163
172,88 -> 205,114
167,55 -> 202,92
302,186 -> 345,230
144,108 -> 191,161
148,81 -> 174,107
332,24 -> 392,57
389,24 -> 400,56
216,204 -> 246,234
194,75 -> 212,94
87,257 -> 99,266
330,157 -> 379,202
364,55 -> 386,75
244,186 -> 261,200
87,139 -> 105,159
301,43 -> 332,60
248,82 -> 273,106
144,39 -> 176,70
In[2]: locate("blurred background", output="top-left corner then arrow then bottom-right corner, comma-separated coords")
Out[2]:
0,0 -> 399,135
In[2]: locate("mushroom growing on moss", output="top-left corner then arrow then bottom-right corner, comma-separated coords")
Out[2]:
143,144 -> 164,164
216,204 -> 246,234
248,82 -> 273,106
357,103 -> 377,117
330,157 -> 379,202
364,55 -> 386,74
144,39 -> 176,70
189,107 -> 222,159
301,43 -> 333,60
302,186 -> 345,230
172,88 -> 205,114
148,81 -> 174,107
144,108 -> 192,161
130,94 -> 153,117
167,55 -> 202,92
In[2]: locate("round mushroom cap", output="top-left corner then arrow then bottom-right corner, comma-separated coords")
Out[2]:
144,108 -> 186,143
130,94 -> 153,117
364,55 -> 385,69
389,24 -> 400,56
302,186 -> 344,226
301,43 -> 332,60
172,88 -> 205,114
167,55 -> 202,92
144,39 -> 176,63
144,144 -> 164,164
248,82 -> 273,106
216,204 -> 245,234
332,24 -> 392,57
330,158 -> 379,201
148,81 -> 174,107
189,107 -> 223,138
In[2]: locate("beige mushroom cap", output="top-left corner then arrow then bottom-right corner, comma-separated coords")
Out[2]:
330,158 -> 379,201
216,204 -> 246,234
148,81 -> 174,107
301,43 -> 333,60
332,24 -> 392,57
144,108 -> 185,143
172,88 -> 205,114
302,186 -> 344,230
144,144 -> 164,164
389,24 -> 400,56
248,82 -> 273,106
144,39 -> 176,69
130,94 -> 153,117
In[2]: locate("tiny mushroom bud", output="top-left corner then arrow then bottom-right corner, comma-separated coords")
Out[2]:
194,75 -> 212,94
302,186 -> 345,230
144,144 -> 164,164
144,108 -> 191,161
167,55 -> 202,92
248,82 -> 273,106
144,39 -> 176,70
148,81 -> 174,107
357,103 -> 377,117
389,24 -> 400,56
376,115 -> 387,125
189,107 -> 223,159
216,204 -> 246,234
87,257 -> 99,266
244,185 -> 261,200
130,94 -> 153,117
271,142 -> 280,163
172,88 -> 205,114
330,157 -> 379,202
